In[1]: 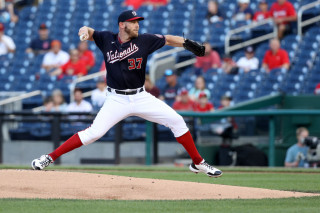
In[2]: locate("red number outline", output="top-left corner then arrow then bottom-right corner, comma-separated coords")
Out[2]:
136,58 -> 143,69
128,59 -> 135,70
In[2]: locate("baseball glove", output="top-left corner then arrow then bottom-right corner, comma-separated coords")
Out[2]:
183,39 -> 205,57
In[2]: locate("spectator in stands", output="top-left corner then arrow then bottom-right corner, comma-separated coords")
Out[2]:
0,22 -> 15,55
221,54 -> 238,74
67,88 -> 93,112
100,62 -> 106,72
51,89 -> 67,112
194,42 -> 221,72
314,83 -> 320,95
145,75 -> 160,98
253,0 -> 271,22
262,38 -> 290,72
123,0 -> 168,10
0,0 -> 18,23
206,0 -> 223,23
51,49 -> 87,77
270,0 -> 297,39
26,23 -> 52,54
173,88 -> 194,111
42,97 -> 54,112
189,76 -> 211,101
91,78 -> 107,109
236,46 -> 259,73
193,92 -> 214,112
285,127 -> 309,168
159,69 -> 180,107
233,0 -> 253,21
42,40 -> 70,72
78,41 -> 95,72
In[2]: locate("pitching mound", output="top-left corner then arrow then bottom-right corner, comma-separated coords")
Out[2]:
0,170 -> 318,200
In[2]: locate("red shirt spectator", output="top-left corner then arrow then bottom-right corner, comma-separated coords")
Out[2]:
194,42 -> 221,72
270,0 -> 296,24
262,39 -> 290,72
253,0 -> 271,21
61,59 -> 87,76
314,83 -> 320,95
78,41 -> 95,71
173,89 -> 194,111
145,75 -> 160,98
193,92 -> 214,112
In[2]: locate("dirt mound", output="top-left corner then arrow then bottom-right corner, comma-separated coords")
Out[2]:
0,170 -> 317,200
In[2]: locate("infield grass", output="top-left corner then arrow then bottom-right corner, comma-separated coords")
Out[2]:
1,166 -> 320,213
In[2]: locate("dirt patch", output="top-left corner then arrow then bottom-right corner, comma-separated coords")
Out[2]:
0,170 -> 318,200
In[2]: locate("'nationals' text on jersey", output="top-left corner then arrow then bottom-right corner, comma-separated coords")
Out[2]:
93,31 -> 165,90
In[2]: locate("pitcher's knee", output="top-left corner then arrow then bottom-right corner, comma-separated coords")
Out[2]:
169,114 -> 189,137
78,127 -> 106,145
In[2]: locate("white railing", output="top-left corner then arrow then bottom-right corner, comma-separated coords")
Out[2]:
69,70 -> 106,102
225,18 -> 277,54
0,90 -> 42,106
297,0 -> 320,37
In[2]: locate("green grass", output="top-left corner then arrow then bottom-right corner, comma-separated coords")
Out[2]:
1,166 -> 320,213
1,197 -> 320,213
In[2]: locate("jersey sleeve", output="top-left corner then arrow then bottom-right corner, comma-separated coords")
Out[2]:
287,2 -> 296,16
93,30 -> 112,52
141,33 -> 166,54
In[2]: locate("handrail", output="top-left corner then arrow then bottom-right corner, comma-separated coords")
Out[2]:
297,0 -> 320,37
225,18 -> 277,54
153,47 -> 184,60
69,71 -> 106,102
0,90 -> 42,106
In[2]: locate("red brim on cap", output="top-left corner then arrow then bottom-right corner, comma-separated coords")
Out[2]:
125,17 -> 144,22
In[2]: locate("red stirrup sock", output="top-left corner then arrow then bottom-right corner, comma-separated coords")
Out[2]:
176,131 -> 203,164
49,133 -> 83,161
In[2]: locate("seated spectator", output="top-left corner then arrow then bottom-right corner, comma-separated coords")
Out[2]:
285,127 -> 309,168
173,88 -> 194,111
51,49 -> 87,77
42,97 -> 53,112
100,62 -> 106,72
159,69 -> 180,107
0,22 -> 15,55
42,40 -> 70,72
0,0 -> 18,23
145,75 -> 160,98
67,88 -> 93,112
262,38 -> 290,72
206,0 -> 223,23
314,83 -> 320,95
26,23 -> 52,54
194,42 -> 221,72
123,0 -> 168,10
270,0 -> 297,39
91,78 -> 107,109
236,46 -> 259,73
253,0 -> 271,22
221,54 -> 237,74
51,89 -> 67,112
78,41 -> 95,72
193,92 -> 214,112
189,76 -> 211,101
233,0 -> 253,21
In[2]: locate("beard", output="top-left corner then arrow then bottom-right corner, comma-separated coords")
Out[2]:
124,26 -> 139,39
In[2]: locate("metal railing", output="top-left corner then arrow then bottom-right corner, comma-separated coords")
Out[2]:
0,90 -> 42,107
225,18 -> 278,54
297,0 -> 320,37
69,71 -> 106,102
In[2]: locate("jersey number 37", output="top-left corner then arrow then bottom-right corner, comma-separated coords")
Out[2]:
128,58 -> 143,70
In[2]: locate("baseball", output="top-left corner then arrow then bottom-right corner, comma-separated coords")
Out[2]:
79,34 -> 87,41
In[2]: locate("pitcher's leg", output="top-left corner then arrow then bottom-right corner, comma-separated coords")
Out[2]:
134,93 -> 202,164
49,95 -> 130,162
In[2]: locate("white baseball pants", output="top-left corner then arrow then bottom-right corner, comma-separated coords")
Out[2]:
78,89 -> 189,145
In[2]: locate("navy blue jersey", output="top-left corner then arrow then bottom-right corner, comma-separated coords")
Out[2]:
93,31 -> 166,90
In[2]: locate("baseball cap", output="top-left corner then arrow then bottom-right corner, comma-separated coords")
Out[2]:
97,77 -> 106,83
198,92 -> 207,99
179,88 -> 189,95
259,0 -> 267,4
51,40 -> 61,47
0,23 -> 4,32
164,69 -> 175,76
221,95 -> 232,101
238,0 -> 250,3
118,10 -> 144,24
245,46 -> 254,53
39,23 -> 47,30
